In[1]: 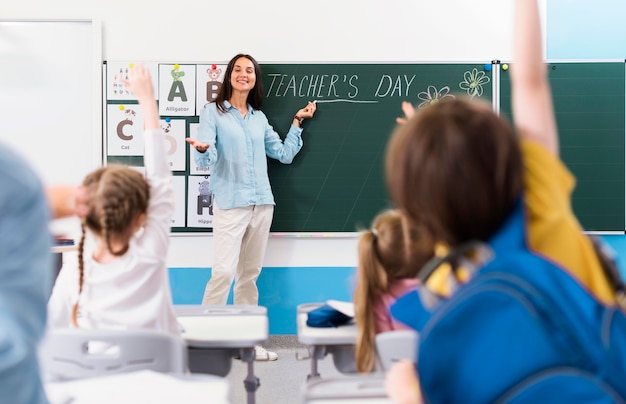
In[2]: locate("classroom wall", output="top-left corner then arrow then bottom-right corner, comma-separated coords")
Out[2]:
8,1 -> 624,334
546,0 -> 626,60
2,0 -> 529,273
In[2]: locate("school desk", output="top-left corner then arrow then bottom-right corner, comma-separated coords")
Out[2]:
303,374 -> 391,403
297,303 -> 358,380
175,304 -> 268,404
45,369 -> 229,404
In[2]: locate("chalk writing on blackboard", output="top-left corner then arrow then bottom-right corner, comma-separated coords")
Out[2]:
265,68 -> 489,105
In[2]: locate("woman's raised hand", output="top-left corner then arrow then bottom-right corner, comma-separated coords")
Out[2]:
185,138 -> 210,153
296,101 -> 317,120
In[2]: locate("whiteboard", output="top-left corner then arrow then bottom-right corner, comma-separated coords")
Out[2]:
0,20 -> 102,186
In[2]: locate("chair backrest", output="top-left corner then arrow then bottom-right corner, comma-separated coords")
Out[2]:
375,330 -> 418,372
40,328 -> 188,381
303,375 -> 391,403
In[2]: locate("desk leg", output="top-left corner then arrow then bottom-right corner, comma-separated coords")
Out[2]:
240,347 -> 260,404
307,345 -> 327,381
52,253 -> 63,277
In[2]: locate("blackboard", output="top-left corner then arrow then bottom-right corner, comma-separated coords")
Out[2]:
499,61 -> 626,232
104,62 -> 494,233
262,63 -> 493,232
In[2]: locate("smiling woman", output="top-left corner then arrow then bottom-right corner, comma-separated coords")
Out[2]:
184,53 -> 317,361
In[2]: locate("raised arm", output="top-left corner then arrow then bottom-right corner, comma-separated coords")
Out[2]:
121,64 -> 159,131
121,64 -> 169,179
511,0 -> 558,155
120,64 -> 172,253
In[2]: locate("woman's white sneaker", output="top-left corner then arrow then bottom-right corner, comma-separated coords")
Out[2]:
254,345 -> 278,361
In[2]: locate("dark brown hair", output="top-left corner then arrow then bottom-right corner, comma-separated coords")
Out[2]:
71,165 -> 150,326
385,97 -> 523,247
215,53 -> 264,113
353,209 -> 434,372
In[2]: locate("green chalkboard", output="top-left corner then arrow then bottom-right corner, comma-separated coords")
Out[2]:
261,63 -> 493,232
500,61 -> 626,232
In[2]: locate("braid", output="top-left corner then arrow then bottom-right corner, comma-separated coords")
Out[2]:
100,195 -> 133,256
84,165 -> 149,255
101,203 -> 129,256
71,224 -> 87,328
72,164 -> 150,327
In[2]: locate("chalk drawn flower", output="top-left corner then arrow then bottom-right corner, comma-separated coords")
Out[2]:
417,86 -> 454,109
459,68 -> 490,97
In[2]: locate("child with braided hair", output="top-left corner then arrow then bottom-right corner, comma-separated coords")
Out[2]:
47,64 -> 179,336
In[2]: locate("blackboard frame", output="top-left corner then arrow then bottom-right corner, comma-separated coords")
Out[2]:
103,60 -> 626,236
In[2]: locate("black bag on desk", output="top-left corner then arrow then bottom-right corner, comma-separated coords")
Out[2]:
306,305 -> 353,328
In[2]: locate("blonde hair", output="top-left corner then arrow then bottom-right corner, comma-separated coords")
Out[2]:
353,209 -> 433,372
71,165 -> 150,327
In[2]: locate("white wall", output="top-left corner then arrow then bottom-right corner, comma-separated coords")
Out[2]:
3,0 -> 545,268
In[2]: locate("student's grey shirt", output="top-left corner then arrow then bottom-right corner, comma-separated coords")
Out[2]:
0,141 -> 51,403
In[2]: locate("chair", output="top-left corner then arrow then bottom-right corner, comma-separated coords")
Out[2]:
303,375 -> 391,403
375,329 -> 418,372
39,328 -> 188,381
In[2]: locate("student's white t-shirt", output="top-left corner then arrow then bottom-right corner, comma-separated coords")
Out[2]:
47,128 -> 179,336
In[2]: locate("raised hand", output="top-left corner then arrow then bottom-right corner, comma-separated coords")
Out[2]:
185,138 -> 210,153
396,101 -> 416,125
296,101 -> 317,120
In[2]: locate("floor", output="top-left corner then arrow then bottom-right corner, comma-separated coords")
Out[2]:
216,335 -> 348,404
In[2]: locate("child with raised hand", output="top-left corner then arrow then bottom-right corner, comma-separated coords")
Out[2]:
383,0 -> 625,402
353,209 -> 432,373
47,64 -> 179,336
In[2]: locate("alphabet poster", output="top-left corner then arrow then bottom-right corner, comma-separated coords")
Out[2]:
106,62 -> 159,101
187,175 -> 214,228
160,118 -> 186,171
158,64 -> 196,117
171,175 -> 186,228
188,123 -> 210,176
195,64 -> 226,113
107,104 -> 145,156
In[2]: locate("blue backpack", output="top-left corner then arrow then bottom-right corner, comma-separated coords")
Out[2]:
391,203 -> 626,403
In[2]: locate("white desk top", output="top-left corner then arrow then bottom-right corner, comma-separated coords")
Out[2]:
51,244 -> 78,253
297,303 -> 357,346
45,370 -> 229,404
175,305 -> 268,348
304,375 -> 391,404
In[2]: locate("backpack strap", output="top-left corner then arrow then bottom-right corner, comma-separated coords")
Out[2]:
588,235 -> 626,310
417,240 -> 491,283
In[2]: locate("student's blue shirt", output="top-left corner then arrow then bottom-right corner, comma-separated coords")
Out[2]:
193,101 -> 303,209
0,142 -> 52,403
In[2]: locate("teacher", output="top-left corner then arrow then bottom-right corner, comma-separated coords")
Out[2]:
186,53 -> 316,361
